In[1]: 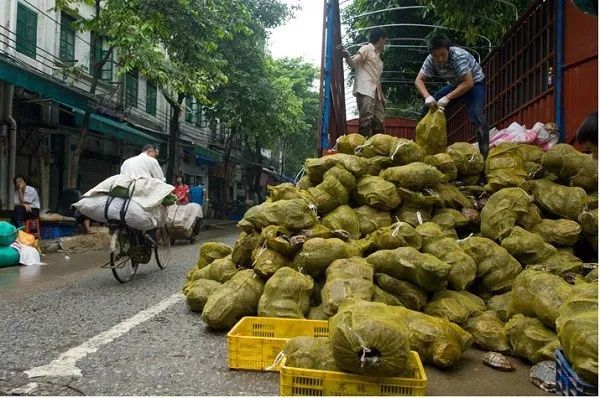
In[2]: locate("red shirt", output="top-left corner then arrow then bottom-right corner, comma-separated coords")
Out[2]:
173,184 -> 190,205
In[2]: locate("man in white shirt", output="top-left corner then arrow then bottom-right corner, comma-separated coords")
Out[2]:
341,28 -> 388,137
120,144 -> 166,182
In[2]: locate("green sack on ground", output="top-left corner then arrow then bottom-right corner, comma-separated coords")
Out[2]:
202,269 -> 265,329
530,219 -> 582,247
323,165 -> 357,191
416,222 -> 477,291
389,138 -> 427,166
356,134 -> 399,158
528,250 -> 583,276
393,203 -> 433,227
480,187 -> 533,241
185,279 -> 222,312
556,281 -> 598,384
504,314 -> 560,364
374,273 -> 428,311
585,268 -> 598,283
500,227 -> 557,265
367,246 -> 452,292
232,232 -> 261,266
464,310 -> 510,353
431,208 -> 470,231
305,154 -> 368,183
296,176 -> 314,189
389,305 -> 474,368
258,267 -> 314,318
252,246 -> 291,279
460,237 -> 523,293
509,268 -> 574,329
380,162 -> 447,191
307,304 -> 328,320
268,183 -> 310,202
260,225 -> 300,258
321,205 -> 361,240
579,209 -> 598,250
329,300 -> 414,376
486,291 -> 513,322
398,186 -> 444,207
542,143 -> 598,192
424,290 -> 486,325
415,107 -> 447,155
369,221 -> 422,251
446,142 -> 485,179
354,176 -> 401,210
293,237 -> 362,277
197,242 -> 233,269
424,153 -> 458,182
307,177 -> 349,215
282,337 -> 339,371
525,179 -> 588,221
354,205 -> 392,236
373,286 -> 404,306
364,156 -> 393,176
336,134 -> 367,155
194,255 -> 238,283
432,183 -> 474,210
484,143 -> 529,192
322,257 -> 374,316
241,199 -> 318,231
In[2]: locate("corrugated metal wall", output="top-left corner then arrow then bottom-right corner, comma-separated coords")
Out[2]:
347,117 -> 416,139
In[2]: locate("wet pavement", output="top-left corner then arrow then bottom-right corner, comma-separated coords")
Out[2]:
0,226 -> 550,396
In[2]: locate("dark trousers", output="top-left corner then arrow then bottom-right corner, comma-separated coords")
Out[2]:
419,82 -> 486,128
11,205 -> 40,228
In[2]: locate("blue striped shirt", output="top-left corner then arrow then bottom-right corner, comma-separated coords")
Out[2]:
420,47 -> 485,86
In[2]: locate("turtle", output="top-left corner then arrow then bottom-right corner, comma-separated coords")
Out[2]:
530,361 -> 556,393
482,352 -> 516,371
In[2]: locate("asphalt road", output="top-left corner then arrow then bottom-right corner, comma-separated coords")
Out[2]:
0,226 -> 549,396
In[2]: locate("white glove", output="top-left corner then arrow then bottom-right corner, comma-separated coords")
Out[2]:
424,96 -> 437,108
437,96 -> 450,109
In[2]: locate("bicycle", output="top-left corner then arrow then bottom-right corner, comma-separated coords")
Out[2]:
106,223 -> 172,283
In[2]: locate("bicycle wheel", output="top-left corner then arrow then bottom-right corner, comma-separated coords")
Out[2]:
110,227 -> 139,283
154,226 -> 172,269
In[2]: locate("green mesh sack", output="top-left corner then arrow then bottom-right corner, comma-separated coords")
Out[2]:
282,337 -> 339,371
380,162 -> 447,191
585,268 -> 598,283
530,219 -> 582,246
293,237 -> 362,277
500,227 -> 557,265
364,156 -> 393,176
556,281 -> 598,384
323,165 -> 357,191
424,290 -> 486,325
374,273 -> 428,311
308,304 -> 328,320
393,203 -> 432,227
185,279 -> 222,312
307,177 -> 349,215
355,133 -> 399,158
329,300 -> 414,376
232,232 -> 261,266
460,237 -> 523,293
480,187 -> 533,241
258,267 -> 314,318
423,153 -> 458,182
486,291 -> 513,322
504,314 -> 560,364
464,310 -> 510,353
388,138 -> 427,166
484,143 -> 529,192
516,143 -> 544,164
322,257 -> 375,316
297,176 -> 314,189
415,106 -> 447,155
416,222 -> 477,291
389,305 -> 474,368
322,205 -> 361,240
252,246 -> 291,279
354,205 -> 392,236
241,199 -> 318,231
524,179 -> 588,221
354,176 -> 401,211
369,222 -> 422,251
431,184 -> 473,210
542,143 -> 598,192
367,246 -> 452,292
268,183 -> 312,202
527,250 -> 583,276
373,286 -> 404,306
588,192 -> 598,209
432,208 -> 470,231
194,255 -> 238,283
446,142 -> 485,179
260,225 -> 301,258
579,209 -> 598,250
509,268 -> 574,330
305,153 -> 368,183
202,269 -> 265,330
197,242 -> 233,269
336,134 -> 366,155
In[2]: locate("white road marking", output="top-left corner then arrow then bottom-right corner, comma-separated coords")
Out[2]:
25,293 -> 184,378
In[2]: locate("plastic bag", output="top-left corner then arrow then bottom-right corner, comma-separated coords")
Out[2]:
415,106 -> 447,155
258,267 -> 313,318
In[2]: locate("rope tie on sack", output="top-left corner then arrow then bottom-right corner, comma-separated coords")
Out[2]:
294,167 -> 306,186
391,141 -> 409,160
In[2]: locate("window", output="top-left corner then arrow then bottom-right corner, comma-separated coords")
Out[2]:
59,13 -> 75,61
146,83 -> 157,116
90,33 -> 113,81
16,3 -> 37,58
125,72 -> 139,107
195,106 -> 204,127
185,98 -> 196,123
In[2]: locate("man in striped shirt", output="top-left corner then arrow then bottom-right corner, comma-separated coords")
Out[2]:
415,34 -> 489,157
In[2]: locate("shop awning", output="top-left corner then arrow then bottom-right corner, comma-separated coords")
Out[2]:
193,145 -> 221,165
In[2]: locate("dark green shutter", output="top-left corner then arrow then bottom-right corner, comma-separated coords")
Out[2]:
125,72 -> 139,107
146,83 -> 157,115
16,4 -> 37,59
59,13 -> 75,61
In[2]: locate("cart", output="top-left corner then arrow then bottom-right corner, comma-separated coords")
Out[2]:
165,203 -> 203,244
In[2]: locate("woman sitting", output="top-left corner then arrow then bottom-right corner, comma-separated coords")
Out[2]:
11,175 -> 40,228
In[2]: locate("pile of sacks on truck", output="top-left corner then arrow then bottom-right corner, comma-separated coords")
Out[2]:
182,116 -> 598,383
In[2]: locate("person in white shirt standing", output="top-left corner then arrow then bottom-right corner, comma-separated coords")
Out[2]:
120,144 -> 166,182
341,28 -> 388,137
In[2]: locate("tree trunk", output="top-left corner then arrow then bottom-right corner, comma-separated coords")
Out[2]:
165,93 -> 185,184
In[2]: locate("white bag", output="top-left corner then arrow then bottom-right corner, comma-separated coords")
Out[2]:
166,203 -> 202,230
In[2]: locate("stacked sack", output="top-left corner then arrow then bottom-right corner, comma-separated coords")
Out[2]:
0,221 -> 20,268
182,120 -> 598,381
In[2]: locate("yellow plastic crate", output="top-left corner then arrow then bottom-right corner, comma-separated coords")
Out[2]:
226,316 -> 329,372
279,351 -> 428,396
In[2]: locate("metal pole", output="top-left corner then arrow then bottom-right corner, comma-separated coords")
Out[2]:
320,0 -> 335,154
555,0 -> 565,142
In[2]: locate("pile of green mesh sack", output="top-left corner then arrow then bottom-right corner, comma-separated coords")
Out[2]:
181,128 -> 598,380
